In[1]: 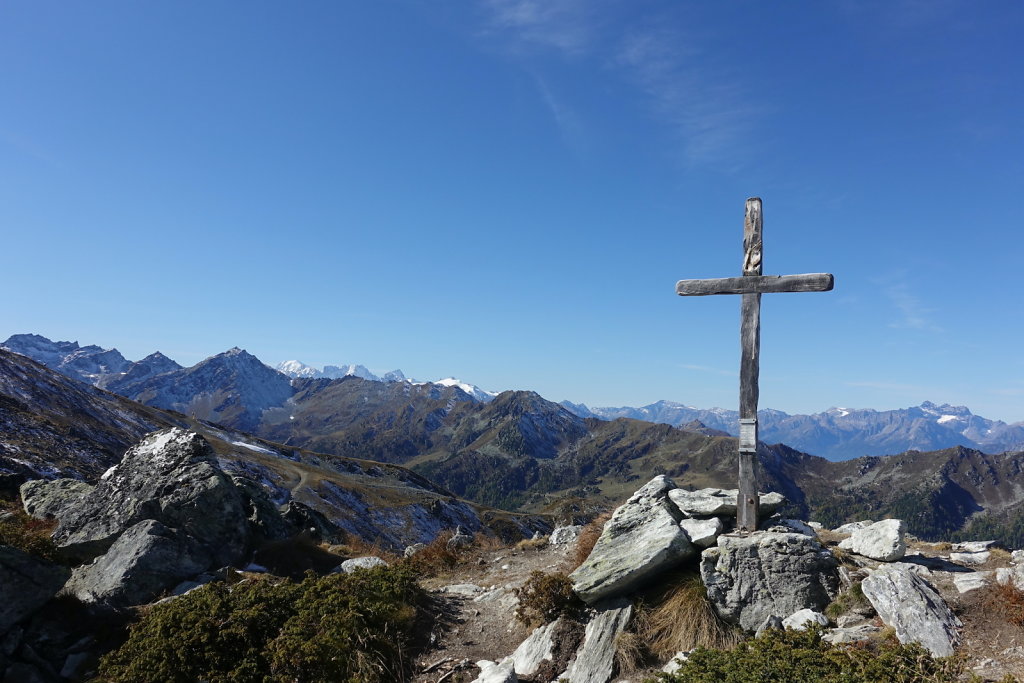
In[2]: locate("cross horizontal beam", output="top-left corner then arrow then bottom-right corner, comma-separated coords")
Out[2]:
676,273 -> 834,297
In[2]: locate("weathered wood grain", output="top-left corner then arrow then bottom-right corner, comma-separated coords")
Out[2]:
676,273 -> 834,296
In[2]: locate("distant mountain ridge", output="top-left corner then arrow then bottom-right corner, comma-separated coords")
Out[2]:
563,399 -> 1024,460
4,333 -> 1022,461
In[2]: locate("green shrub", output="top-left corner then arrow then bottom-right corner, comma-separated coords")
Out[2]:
97,564 -> 423,682
514,571 -> 584,626
651,626 -> 979,683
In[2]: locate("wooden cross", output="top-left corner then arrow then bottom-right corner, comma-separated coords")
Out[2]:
675,198 -> 833,531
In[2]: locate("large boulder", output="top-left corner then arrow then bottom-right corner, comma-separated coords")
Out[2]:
838,519 -> 906,562
861,564 -> 961,657
569,476 -> 695,604
62,519 -> 209,607
0,546 -> 70,635
19,479 -> 93,523
700,531 -> 839,633
667,488 -> 785,519
54,428 -> 250,566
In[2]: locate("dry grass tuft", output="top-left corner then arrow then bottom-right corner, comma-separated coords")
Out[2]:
639,574 -> 740,657
614,630 -> 647,675
329,533 -> 402,564
472,531 -> 508,552
984,582 -> 1024,629
516,536 -> 549,551
403,531 -> 460,577
830,544 -> 857,568
572,511 -> 612,570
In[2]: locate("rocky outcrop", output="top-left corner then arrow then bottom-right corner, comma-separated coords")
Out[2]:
19,479 -> 93,523
62,520 -> 209,606
559,599 -> 632,683
569,476 -> 695,604
700,532 -> 839,632
838,519 -> 906,562
667,488 -> 784,519
550,525 -> 582,546
0,546 -> 70,635
54,428 -> 250,565
49,428 -> 255,607
338,556 -> 388,573
679,517 -> 722,548
782,609 -> 829,631
861,564 -> 961,657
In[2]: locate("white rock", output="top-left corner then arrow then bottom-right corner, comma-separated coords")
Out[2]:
339,556 -> 388,573
822,624 -> 881,644
679,517 -> 723,548
950,551 -> 990,566
996,565 -> 1024,590
952,541 -> 996,553
442,583 -> 484,596
550,525 -> 583,546
838,519 -> 906,562
472,659 -> 517,683
953,572 -> 990,594
661,651 -> 689,674
782,609 -> 829,631
834,521 -> 874,534
1012,550 -> 1024,565
861,564 -> 961,657
667,488 -> 784,518
503,618 -> 560,676
807,521 -> 824,530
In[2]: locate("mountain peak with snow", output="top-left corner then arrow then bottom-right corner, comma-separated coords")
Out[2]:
433,378 -> 497,403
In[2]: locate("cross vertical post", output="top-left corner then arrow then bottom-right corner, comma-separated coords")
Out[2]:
675,197 -> 833,532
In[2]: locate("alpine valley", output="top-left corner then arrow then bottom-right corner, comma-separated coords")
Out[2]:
3,332 -> 1024,546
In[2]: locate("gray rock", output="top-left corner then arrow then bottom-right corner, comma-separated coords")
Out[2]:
339,556 -> 388,573
782,609 -> 829,631
1012,550 -> 1024,565
766,519 -> 816,537
559,598 -> 632,683
755,615 -> 784,637
700,531 -> 839,633
569,476 -> 694,604
448,525 -> 473,549
4,662 -> 50,683
861,564 -> 961,657
834,521 -> 874,534
0,546 -> 70,635
504,618 -> 561,676
996,565 -> 1024,590
823,624 -> 881,644
19,478 -> 93,523
950,551 -> 990,566
54,429 -> 250,567
667,488 -> 784,519
62,519 -> 209,607
404,543 -> 427,558
679,517 -> 723,548
838,519 -> 906,562
952,541 -> 996,553
472,659 -> 517,683
550,525 -> 583,546
953,572 -> 990,594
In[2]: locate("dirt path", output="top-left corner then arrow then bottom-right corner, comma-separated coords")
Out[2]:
410,541 -> 578,683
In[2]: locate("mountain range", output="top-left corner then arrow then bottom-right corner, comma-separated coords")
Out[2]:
5,336 -> 1024,548
5,332 -> 1021,461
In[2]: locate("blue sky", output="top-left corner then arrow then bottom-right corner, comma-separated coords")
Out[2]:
2,1 -> 1022,421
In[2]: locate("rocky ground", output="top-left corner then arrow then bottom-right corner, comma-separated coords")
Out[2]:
407,526 -> 1024,683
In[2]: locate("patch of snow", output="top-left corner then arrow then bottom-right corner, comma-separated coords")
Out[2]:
937,415 -> 959,424
231,440 -> 276,455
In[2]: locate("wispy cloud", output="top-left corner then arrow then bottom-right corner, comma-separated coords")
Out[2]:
615,26 -> 758,167
474,2 -> 761,168
680,363 -> 736,377
882,281 -> 941,332
478,0 -> 599,57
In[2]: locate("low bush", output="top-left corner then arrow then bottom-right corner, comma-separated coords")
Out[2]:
0,501 -> 61,563
825,580 -> 868,620
514,571 -> 585,626
97,564 -> 424,683
651,626 -> 978,683
985,581 -> 1024,629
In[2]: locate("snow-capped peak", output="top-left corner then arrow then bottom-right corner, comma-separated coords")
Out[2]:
276,360 -> 322,378
434,377 -> 497,403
